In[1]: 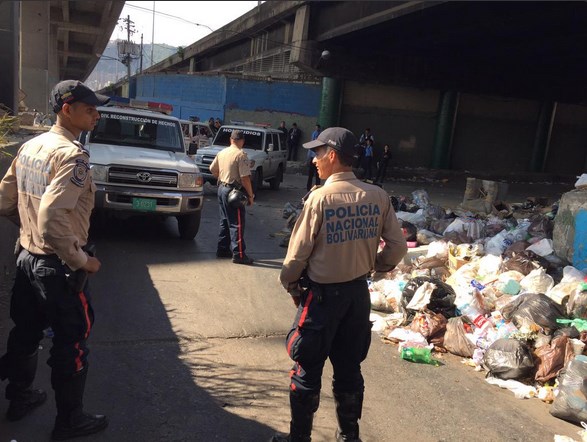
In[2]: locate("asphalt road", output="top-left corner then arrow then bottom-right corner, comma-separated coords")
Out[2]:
0,173 -> 580,442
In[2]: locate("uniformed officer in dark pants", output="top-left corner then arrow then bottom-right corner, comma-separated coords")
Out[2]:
0,80 -> 109,440
210,129 -> 255,265
273,128 -> 407,442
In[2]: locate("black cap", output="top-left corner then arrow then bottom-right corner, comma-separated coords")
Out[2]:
303,127 -> 358,159
50,80 -> 110,113
230,129 -> 245,140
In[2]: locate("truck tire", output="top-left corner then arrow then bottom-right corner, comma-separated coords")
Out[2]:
252,168 -> 263,194
269,165 -> 283,190
177,211 -> 201,240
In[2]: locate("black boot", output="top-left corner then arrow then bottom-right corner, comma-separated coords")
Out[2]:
271,391 -> 320,442
2,351 -> 47,421
51,368 -> 108,441
333,391 -> 363,442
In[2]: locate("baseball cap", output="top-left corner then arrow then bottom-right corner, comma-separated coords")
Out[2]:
230,129 -> 245,140
50,80 -> 110,113
303,127 -> 358,159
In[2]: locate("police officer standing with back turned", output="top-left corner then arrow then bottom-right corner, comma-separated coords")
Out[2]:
273,128 -> 407,442
0,80 -> 109,440
210,129 -> 255,265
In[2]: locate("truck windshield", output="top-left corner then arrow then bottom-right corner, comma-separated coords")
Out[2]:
213,127 -> 263,150
90,111 -> 183,152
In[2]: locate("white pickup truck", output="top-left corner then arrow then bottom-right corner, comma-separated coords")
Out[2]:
194,124 -> 287,193
81,101 -> 204,240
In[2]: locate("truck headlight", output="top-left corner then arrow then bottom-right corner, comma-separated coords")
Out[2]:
178,172 -> 202,188
90,164 -> 108,182
194,154 -> 203,164
249,159 -> 256,168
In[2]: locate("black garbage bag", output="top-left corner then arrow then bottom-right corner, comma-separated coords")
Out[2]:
401,276 -> 456,321
483,338 -> 535,381
501,293 -> 565,335
550,355 -> 587,424
527,215 -> 553,239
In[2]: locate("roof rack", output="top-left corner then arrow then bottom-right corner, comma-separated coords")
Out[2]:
105,96 -> 174,115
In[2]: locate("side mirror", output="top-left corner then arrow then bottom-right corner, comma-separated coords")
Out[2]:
187,143 -> 198,155
266,143 -> 274,152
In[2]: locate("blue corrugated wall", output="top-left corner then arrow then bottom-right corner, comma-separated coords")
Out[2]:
134,74 -> 320,122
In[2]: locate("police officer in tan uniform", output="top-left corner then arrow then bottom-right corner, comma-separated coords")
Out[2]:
0,80 -> 109,440
273,128 -> 407,442
210,129 -> 255,265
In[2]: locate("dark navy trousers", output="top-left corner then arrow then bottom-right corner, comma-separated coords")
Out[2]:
217,184 -> 247,258
2,250 -> 94,378
285,279 -> 372,396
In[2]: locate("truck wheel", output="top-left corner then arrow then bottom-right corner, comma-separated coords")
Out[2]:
177,211 -> 201,240
269,165 -> 283,190
252,168 -> 263,194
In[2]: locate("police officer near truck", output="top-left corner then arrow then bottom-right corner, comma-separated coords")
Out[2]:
0,80 -> 109,440
273,127 -> 407,442
210,129 -> 255,265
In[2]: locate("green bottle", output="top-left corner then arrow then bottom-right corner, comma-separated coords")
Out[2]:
400,347 -> 440,366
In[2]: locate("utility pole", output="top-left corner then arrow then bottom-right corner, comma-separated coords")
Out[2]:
126,14 -> 132,80
140,34 -> 143,73
151,1 -> 155,68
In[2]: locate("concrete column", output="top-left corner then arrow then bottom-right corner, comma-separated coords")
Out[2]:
290,5 -> 312,68
431,90 -> 460,169
20,1 -> 50,113
189,57 -> 196,73
0,1 -> 20,114
319,77 -> 343,129
529,101 -> 557,173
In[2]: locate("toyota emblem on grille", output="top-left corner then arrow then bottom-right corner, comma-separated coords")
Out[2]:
137,172 -> 152,183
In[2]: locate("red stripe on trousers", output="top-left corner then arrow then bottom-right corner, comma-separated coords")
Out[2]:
78,291 -> 91,339
286,291 -> 313,356
237,207 -> 243,258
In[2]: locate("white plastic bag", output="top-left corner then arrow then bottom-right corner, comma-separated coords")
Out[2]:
526,238 -> 554,257
520,268 -> 554,294
395,210 -> 427,228
406,281 -> 436,310
426,240 -> 450,259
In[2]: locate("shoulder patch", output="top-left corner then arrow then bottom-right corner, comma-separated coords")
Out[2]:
70,159 -> 89,188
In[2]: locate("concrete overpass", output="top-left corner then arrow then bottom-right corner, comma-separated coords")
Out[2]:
139,1 -> 587,176
0,0 -> 124,115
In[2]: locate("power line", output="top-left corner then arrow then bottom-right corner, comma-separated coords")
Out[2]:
124,3 -> 214,31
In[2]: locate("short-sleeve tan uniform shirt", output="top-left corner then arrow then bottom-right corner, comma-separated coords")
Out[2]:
280,171 -> 407,288
209,144 -> 250,186
0,126 -> 95,270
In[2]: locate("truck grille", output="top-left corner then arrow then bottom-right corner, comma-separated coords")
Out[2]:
108,167 -> 178,188
198,154 -> 216,174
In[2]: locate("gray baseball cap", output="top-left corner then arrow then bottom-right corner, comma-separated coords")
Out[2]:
303,127 -> 358,159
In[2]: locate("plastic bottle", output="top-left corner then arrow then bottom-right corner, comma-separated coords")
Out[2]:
459,303 -> 491,334
400,347 -> 438,365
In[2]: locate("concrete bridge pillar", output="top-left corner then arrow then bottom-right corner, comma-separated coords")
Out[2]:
431,90 -> 460,169
20,1 -> 53,113
0,1 -> 20,114
529,101 -> 557,172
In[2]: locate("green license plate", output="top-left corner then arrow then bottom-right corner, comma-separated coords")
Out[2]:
132,197 -> 157,211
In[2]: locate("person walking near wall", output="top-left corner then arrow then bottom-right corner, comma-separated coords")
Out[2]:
0,80 -> 110,440
287,123 -> 301,162
361,138 -> 374,180
375,144 -> 392,183
279,121 -> 288,138
273,127 -> 407,442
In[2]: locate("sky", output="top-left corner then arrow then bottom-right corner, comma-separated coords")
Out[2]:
110,1 -> 261,48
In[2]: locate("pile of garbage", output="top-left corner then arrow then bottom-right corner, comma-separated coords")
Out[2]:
370,187 -> 587,427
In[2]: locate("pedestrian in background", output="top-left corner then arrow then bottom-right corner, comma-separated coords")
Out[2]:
278,121 -> 288,138
359,127 -> 374,145
287,123 -> 301,162
0,80 -> 109,440
361,137 -> 374,180
273,127 -> 407,442
210,130 -> 255,265
375,143 -> 392,183
311,124 -> 321,141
